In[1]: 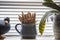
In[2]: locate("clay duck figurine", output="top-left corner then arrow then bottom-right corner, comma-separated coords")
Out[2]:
0,17 -> 10,39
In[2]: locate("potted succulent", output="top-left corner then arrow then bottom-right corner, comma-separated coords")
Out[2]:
39,0 -> 60,40
15,12 -> 37,39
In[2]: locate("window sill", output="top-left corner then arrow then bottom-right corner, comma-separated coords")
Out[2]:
2,35 -> 54,40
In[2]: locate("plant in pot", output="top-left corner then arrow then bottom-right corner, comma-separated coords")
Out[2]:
39,0 -> 60,40
15,12 -> 37,39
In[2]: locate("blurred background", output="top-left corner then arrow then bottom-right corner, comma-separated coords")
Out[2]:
0,0 -> 60,36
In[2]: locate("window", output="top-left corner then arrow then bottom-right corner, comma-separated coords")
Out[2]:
0,0 -> 59,36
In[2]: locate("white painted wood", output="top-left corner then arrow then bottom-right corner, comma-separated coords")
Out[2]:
0,0 -> 60,2
4,36 -> 54,40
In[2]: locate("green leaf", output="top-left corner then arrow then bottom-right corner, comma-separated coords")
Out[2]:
43,0 -> 60,11
44,0 -> 53,3
39,10 -> 59,36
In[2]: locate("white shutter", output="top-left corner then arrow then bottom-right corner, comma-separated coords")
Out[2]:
0,0 -> 59,36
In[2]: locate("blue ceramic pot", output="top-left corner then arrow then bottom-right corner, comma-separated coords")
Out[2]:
15,23 -> 37,39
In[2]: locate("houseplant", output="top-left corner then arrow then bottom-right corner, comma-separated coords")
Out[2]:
39,0 -> 60,39
15,12 -> 37,39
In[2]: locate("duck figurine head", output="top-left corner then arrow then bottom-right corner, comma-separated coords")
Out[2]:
4,17 -> 10,24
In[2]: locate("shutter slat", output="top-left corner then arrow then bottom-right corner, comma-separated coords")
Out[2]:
0,0 -> 60,2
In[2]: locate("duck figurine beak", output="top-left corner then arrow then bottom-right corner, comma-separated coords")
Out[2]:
4,17 -> 10,25
4,21 -> 9,24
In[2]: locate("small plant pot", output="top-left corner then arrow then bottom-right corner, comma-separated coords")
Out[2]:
22,36 -> 36,39
15,24 -> 37,39
53,15 -> 60,40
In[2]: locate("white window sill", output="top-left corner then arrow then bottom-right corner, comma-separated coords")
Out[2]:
3,36 -> 54,40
